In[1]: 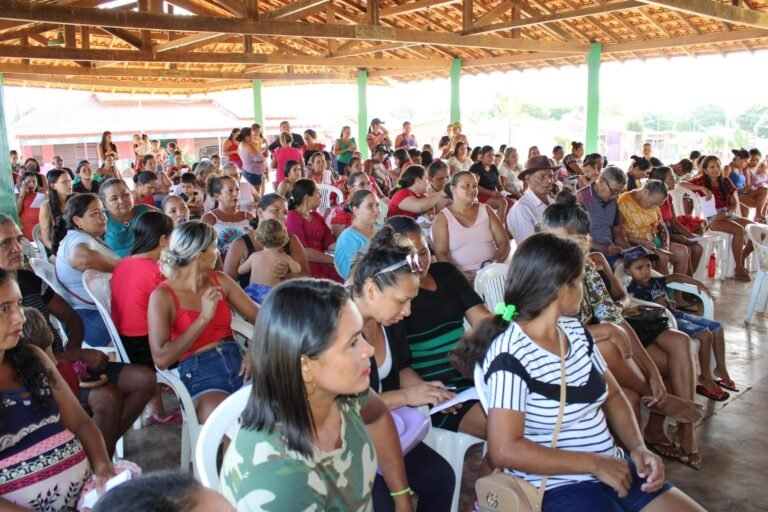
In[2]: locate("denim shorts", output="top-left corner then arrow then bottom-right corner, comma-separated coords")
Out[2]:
542,456 -> 673,512
75,308 -> 112,348
242,171 -> 263,187
178,342 -> 244,401
672,310 -> 722,338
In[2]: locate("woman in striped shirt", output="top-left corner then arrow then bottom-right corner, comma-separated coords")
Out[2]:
453,233 -> 704,512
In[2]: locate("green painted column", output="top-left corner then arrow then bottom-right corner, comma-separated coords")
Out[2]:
450,58 -> 461,124
585,43 -> 601,154
357,69 -> 369,159
251,79 -> 264,128
0,74 -> 18,223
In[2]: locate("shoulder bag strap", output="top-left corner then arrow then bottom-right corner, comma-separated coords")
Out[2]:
535,329 -> 568,508
54,265 -> 95,307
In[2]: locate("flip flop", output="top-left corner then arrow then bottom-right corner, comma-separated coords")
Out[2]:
646,441 -> 683,461
147,409 -> 183,425
678,450 -> 702,471
696,384 -> 730,402
715,378 -> 739,392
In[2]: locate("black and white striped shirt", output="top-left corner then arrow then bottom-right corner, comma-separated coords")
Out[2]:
483,316 -> 623,491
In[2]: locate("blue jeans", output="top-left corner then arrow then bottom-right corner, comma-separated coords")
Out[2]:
542,457 -> 673,512
242,170 -> 263,187
178,342 -> 244,400
75,308 -> 112,348
672,310 -> 722,338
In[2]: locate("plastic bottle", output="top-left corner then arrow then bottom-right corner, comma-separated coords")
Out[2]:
708,254 -> 716,278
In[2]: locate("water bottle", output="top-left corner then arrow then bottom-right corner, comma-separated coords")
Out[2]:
708,254 -> 716,278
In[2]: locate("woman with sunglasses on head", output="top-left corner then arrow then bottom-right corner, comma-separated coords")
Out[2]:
220,278 -> 414,511
452,233 -> 705,512
348,227 -> 455,512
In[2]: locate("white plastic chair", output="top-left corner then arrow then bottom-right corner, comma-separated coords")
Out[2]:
82,270 -> 131,363
194,384 -> 252,488
422,423 -> 485,512
317,183 -> 343,217
473,263 -> 509,310
29,257 -> 79,307
745,224 -> 768,323
32,224 -> 48,259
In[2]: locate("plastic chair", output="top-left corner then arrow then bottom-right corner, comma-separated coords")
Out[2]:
32,224 -> 48,259
422,424 -> 485,512
195,384 -> 251,488
745,224 -> 768,323
473,263 -> 509,310
82,270 -> 131,363
29,257 -> 78,306
317,183 -> 344,216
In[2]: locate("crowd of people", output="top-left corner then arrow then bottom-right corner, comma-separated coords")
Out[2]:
3,117 -> 761,511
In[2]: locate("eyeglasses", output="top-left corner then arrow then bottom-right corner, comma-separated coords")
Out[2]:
374,253 -> 423,278
602,178 -> 624,197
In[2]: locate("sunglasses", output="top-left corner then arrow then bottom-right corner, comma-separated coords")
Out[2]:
374,253 -> 423,278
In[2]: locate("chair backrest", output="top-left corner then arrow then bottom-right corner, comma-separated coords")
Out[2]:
195,384 -> 252,488
746,224 -> 768,271
32,224 -> 47,258
82,270 -> 131,363
317,184 -> 343,213
29,257 -> 72,303
674,187 -> 705,218
473,263 -> 509,310
473,364 -> 489,413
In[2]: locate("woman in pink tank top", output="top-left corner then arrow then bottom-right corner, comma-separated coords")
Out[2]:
148,221 -> 259,422
431,171 -> 510,282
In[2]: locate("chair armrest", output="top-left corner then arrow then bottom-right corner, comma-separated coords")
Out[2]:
665,282 -> 715,320
627,297 -> 678,330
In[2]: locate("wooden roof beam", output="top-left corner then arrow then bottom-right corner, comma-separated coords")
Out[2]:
0,23 -> 58,43
473,0 -> 515,28
0,45 -> 447,68
101,27 -> 143,49
636,0 -> 768,30
462,0 -> 641,36
380,0 -> 460,17
164,0 -> 234,16
262,0 -> 330,20
0,1 -> 588,52
604,26 -> 766,52
153,32 -> 227,52
330,41 -> 419,58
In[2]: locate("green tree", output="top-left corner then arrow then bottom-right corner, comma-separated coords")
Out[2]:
704,135 -> 726,152
736,104 -> 768,133
518,102 -> 547,120
690,104 -> 726,130
626,118 -> 643,133
730,129 -> 749,149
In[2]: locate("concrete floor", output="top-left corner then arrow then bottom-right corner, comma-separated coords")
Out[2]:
124,275 -> 768,511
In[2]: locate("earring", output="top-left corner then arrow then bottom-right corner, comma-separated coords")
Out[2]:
305,379 -> 316,397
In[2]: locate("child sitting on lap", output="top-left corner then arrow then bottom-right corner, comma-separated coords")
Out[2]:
623,246 -> 736,402
239,219 -> 301,304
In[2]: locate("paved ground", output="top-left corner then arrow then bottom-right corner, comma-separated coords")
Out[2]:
124,274 -> 768,511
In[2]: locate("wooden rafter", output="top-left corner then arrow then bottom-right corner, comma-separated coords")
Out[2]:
637,0 -> 768,30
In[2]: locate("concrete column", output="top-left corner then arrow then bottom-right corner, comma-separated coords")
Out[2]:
252,79 -> 264,128
0,74 -> 18,223
450,58 -> 461,124
357,69 -> 369,159
585,43 -> 601,154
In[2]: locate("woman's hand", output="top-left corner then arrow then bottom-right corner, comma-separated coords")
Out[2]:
393,495 -> 415,512
402,382 -> 455,407
199,287 -> 222,322
630,446 -> 665,493
701,187 -> 713,200
80,349 -> 109,374
272,259 -> 290,279
591,454 -> 632,498
645,373 -> 667,408
239,354 -> 252,382
93,462 -> 117,496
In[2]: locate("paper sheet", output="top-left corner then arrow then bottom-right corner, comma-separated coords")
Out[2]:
429,387 -> 479,415
699,195 -> 717,219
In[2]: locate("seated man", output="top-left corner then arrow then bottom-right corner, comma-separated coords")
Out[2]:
0,214 -> 155,457
578,165 -> 630,267
506,155 -> 557,242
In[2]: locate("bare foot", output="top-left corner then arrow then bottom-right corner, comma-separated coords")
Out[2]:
644,394 -> 703,424
677,423 -> 701,465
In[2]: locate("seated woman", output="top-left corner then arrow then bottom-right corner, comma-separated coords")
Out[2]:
275,159 -> 302,199
617,179 -> 695,308
0,269 -> 116,511
447,141 -> 472,175
334,190 -> 380,280
453,233 -> 705,512
16,170 -> 45,242
306,151 -> 338,187
649,166 -> 704,274
497,146 -> 524,199
101,178 -> 154,258
541,193 -> 704,469
575,153 -> 604,190
223,193 -> 309,288
431,171 -> 510,282
387,166 -> 447,221
201,176 -> 254,258
132,171 -> 159,207
285,179 -> 340,281
220,279 -> 414,511
626,155 -> 652,191
331,172 -> 375,238
148,221 -> 258,422
38,169 -> 74,252
161,194 -> 190,227
469,145 -> 509,224
681,155 -> 754,281
73,161 -> 101,194
53,193 -> 121,348
112,211 -> 179,424
724,148 -> 768,222
348,226 -> 455,511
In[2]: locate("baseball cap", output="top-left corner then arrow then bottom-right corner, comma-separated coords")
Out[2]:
623,245 -> 659,268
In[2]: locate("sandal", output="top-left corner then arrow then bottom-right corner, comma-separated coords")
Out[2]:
147,409 -> 183,425
715,377 -> 739,392
696,384 -> 730,402
646,441 -> 684,461
678,450 -> 702,471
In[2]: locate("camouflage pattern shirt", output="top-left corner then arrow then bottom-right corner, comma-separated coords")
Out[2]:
220,394 -> 377,511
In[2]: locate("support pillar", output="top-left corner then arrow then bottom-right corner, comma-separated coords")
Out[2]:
0,74 -> 17,223
357,69 -> 369,159
585,43 -> 601,154
251,79 -> 264,128
450,58 -> 461,124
